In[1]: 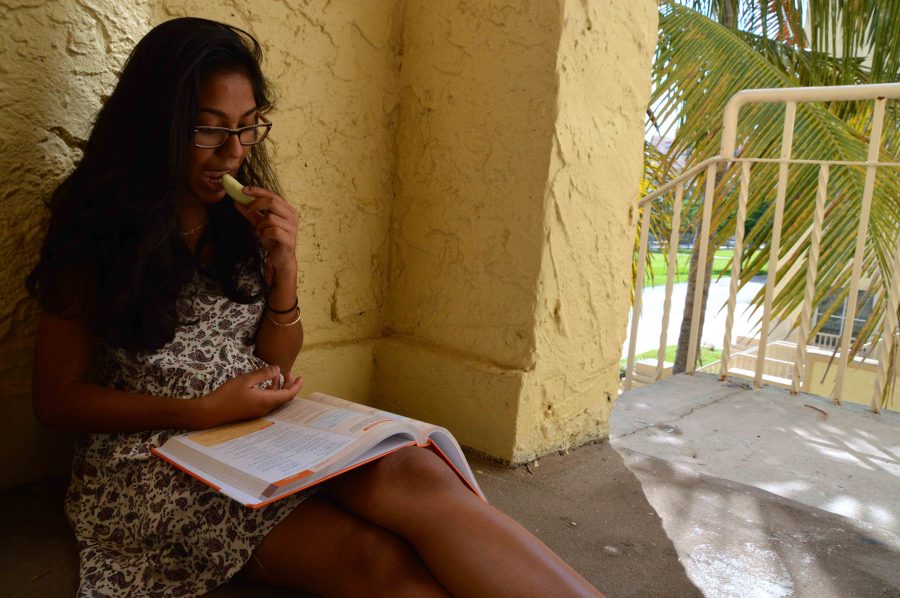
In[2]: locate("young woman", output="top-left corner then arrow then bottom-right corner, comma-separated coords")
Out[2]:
27,17 -> 602,597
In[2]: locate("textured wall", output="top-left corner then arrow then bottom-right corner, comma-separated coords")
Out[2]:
516,0 -> 658,458
387,0 -> 560,367
376,0 -> 656,462
0,0 -> 155,489
0,0 -> 404,488
375,0 -> 561,457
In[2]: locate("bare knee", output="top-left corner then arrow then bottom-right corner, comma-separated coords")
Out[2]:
370,447 -> 467,496
324,446 -> 479,541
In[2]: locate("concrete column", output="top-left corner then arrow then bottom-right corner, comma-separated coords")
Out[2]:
517,0 -> 658,461
377,0 -> 657,462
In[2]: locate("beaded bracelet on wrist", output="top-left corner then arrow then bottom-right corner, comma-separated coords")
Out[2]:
266,296 -> 299,314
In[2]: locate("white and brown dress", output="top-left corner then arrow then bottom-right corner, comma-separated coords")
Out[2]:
65,270 -> 307,597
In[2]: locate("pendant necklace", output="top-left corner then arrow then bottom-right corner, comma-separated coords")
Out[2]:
179,219 -> 209,236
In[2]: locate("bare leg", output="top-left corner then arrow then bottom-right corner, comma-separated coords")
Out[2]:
242,494 -> 449,597
325,446 -> 603,598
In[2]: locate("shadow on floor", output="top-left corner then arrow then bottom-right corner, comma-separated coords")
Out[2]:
619,448 -> 900,598
0,478 -> 78,597
469,444 -> 702,598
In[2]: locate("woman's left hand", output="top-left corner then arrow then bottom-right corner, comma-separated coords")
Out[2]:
233,186 -> 299,279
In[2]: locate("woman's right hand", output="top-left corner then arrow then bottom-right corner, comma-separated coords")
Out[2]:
198,366 -> 303,428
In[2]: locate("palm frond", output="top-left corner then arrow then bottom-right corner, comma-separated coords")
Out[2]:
807,0 -> 900,84
643,1 -> 900,366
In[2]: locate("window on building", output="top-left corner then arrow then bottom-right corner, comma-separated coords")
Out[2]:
814,290 -> 874,347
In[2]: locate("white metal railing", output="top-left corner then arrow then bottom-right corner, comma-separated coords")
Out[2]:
813,331 -> 841,351
625,83 -> 900,413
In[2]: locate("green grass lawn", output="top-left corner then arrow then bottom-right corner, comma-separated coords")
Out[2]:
620,345 -> 723,374
641,249 -> 766,287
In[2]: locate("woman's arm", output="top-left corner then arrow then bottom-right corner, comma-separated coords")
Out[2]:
32,312 -> 300,433
234,186 -> 303,372
254,263 -> 304,373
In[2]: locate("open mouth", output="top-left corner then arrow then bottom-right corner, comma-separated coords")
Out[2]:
203,171 -> 230,185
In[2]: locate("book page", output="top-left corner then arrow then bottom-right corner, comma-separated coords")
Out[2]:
272,396 -> 400,437
189,419 -> 273,447
427,431 -> 485,498
182,421 -> 354,485
154,447 -> 269,506
306,393 -> 414,423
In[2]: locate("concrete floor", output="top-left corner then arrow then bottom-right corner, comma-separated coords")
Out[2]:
2,373 -> 899,597
611,374 -> 900,597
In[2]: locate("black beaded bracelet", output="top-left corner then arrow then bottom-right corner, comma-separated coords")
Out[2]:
267,297 -> 299,314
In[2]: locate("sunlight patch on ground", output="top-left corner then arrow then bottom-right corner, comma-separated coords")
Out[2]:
843,437 -> 891,459
880,460 -> 900,476
684,542 -> 793,598
613,374 -> 900,534
819,423 -> 846,436
648,434 -> 685,446
825,496 -> 862,520
791,426 -> 830,443
811,445 -> 876,469
821,496 -> 896,528
865,505 -> 897,529
757,480 -> 812,496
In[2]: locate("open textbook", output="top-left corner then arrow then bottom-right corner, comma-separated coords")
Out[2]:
152,392 -> 485,508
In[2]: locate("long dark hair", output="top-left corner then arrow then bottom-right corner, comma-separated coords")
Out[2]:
26,17 -> 279,352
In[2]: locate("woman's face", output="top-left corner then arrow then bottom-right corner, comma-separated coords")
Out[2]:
182,70 -> 258,206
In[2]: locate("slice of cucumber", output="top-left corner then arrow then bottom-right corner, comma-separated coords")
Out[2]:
222,173 -> 254,205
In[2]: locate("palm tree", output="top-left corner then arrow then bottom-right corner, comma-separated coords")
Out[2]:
642,0 -> 900,399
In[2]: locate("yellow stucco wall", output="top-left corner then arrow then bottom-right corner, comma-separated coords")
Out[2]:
804,352 -> 899,411
1,1 -> 155,488
376,0 -> 656,462
518,0 -> 658,458
0,0 -> 657,485
375,0 -> 562,458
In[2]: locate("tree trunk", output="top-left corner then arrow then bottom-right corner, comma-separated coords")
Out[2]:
721,2 -> 736,29
673,3 -> 737,375
673,237 -> 716,374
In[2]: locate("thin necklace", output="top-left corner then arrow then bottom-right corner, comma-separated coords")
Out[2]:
179,219 -> 208,236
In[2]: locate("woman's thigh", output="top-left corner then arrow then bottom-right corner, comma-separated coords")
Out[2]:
242,494 -> 447,597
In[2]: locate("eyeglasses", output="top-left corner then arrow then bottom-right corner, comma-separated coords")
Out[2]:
192,114 -> 272,149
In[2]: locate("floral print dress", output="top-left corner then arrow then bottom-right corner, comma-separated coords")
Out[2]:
65,270 -> 308,597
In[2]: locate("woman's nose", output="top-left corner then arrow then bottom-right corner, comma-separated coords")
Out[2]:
218,133 -> 246,159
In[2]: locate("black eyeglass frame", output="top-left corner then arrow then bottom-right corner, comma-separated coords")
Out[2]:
192,113 -> 272,149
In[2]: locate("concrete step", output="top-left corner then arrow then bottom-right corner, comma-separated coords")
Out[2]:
724,366 -> 793,387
